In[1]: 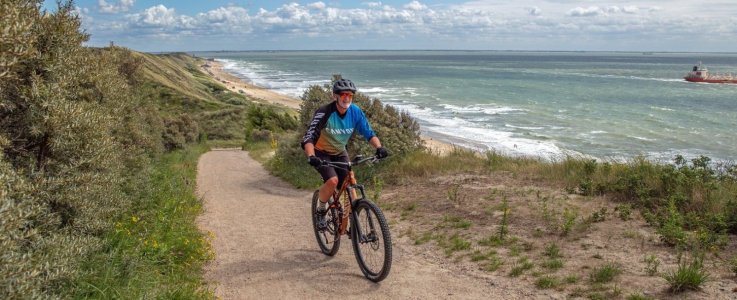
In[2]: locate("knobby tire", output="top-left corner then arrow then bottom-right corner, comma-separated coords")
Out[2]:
351,199 -> 392,282
312,190 -> 340,256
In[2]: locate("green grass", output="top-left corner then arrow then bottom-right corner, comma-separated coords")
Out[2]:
543,243 -> 562,258
535,276 -> 559,289
414,231 -> 434,245
70,145 -> 214,299
541,259 -> 564,271
589,262 -> 622,284
509,256 -> 534,277
442,215 -> 472,229
664,258 -> 709,292
439,234 -> 472,256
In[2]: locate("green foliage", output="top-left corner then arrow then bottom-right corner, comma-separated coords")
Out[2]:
589,262 -> 622,283
626,294 -> 655,300
643,254 -> 660,276
615,204 -> 633,221
0,2 -> 157,297
267,134 -> 323,189
162,114 -> 200,151
655,198 -> 687,247
498,197 -> 510,240
72,146 -> 213,299
442,215 -> 472,229
589,207 -> 608,223
270,82 -> 422,188
535,276 -> 559,289
245,105 -> 298,142
509,256 -> 534,277
197,107 -> 246,141
541,259 -> 564,270
439,234 -> 471,256
663,256 -> 709,293
561,208 -> 578,236
543,243 -> 561,259
0,2 -> 219,297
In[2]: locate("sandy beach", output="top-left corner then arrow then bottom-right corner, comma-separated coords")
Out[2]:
200,59 -> 456,155
201,60 -> 302,109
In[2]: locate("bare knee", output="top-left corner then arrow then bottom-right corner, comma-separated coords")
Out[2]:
324,177 -> 339,189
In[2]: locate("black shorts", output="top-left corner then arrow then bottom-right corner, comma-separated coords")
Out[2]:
314,149 -> 349,186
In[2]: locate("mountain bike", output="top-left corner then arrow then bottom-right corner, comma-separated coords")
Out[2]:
311,154 -> 392,282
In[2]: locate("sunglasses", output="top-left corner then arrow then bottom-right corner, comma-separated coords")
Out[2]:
338,92 -> 353,100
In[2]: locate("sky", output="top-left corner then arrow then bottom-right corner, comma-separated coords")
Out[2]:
43,0 -> 737,52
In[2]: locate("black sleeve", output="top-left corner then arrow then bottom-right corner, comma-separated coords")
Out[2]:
301,104 -> 332,149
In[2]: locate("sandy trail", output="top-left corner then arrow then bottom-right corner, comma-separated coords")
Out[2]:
196,150 -> 532,299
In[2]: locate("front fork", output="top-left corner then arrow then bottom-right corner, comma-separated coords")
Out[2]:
348,185 -> 377,243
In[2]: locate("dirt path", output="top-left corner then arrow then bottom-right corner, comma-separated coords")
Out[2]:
196,150 -> 539,299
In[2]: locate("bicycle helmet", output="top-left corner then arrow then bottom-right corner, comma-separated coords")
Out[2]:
332,79 -> 357,94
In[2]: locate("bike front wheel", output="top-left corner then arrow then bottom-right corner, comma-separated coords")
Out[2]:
312,191 -> 340,256
350,199 -> 392,282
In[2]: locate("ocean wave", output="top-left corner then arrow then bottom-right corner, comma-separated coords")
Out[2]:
505,124 -> 544,130
650,106 -> 675,111
217,59 -> 328,98
391,102 -> 575,160
441,104 -> 527,115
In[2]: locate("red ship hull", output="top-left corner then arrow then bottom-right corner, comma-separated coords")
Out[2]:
684,77 -> 737,84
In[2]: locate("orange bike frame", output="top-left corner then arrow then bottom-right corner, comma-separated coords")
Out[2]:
332,170 -> 358,235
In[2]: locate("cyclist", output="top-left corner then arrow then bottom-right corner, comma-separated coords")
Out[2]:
301,78 -> 389,220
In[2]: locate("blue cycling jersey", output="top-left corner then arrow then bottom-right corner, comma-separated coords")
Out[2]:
301,102 -> 375,155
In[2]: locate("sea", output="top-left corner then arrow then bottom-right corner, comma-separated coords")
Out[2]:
195,50 -> 737,163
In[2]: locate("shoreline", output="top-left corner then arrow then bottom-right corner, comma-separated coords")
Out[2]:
200,59 -> 457,155
201,60 -> 302,109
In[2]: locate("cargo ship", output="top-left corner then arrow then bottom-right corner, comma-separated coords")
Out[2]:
684,62 -> 737,84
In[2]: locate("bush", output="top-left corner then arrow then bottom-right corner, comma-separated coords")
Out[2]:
245,105 -> 298,142
664,256 -> 709,292
0,2 -> 164,297
162,114 -> 200,151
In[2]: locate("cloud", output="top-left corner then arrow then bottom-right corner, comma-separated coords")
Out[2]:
98,0 -> 134,14
134,5 -> 177,26
308,2 -> 326,10
404,1 -> 427,11
85,1 -> 736,51
527,6 -> 541,16
567,6 -> 656,17
567,6 -> 603,17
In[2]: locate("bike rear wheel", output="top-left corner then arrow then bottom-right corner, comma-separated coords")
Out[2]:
312,191 -> 340,256
350,199 -> 392,282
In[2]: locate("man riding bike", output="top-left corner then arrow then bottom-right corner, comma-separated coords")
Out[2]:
301,78 -> 389,223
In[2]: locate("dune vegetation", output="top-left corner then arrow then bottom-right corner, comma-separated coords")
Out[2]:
3,1 -> 736,299
1,1 -> 284,298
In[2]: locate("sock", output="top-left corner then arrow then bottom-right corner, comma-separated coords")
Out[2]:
318,196 -> 328,210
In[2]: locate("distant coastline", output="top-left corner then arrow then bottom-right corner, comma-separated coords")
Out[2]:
198,58 -> 457,155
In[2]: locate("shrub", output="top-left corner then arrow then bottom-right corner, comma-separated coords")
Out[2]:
245,104 -> 298,142
162,114 -> 200,151
0,2 -> 164,297
663,256 -> 709,292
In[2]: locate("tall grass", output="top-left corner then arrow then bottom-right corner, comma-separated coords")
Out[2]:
69,145 -> 214,299
380,147 -> 737,251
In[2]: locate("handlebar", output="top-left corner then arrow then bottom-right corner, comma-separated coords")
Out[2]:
321,154 -> 382,170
